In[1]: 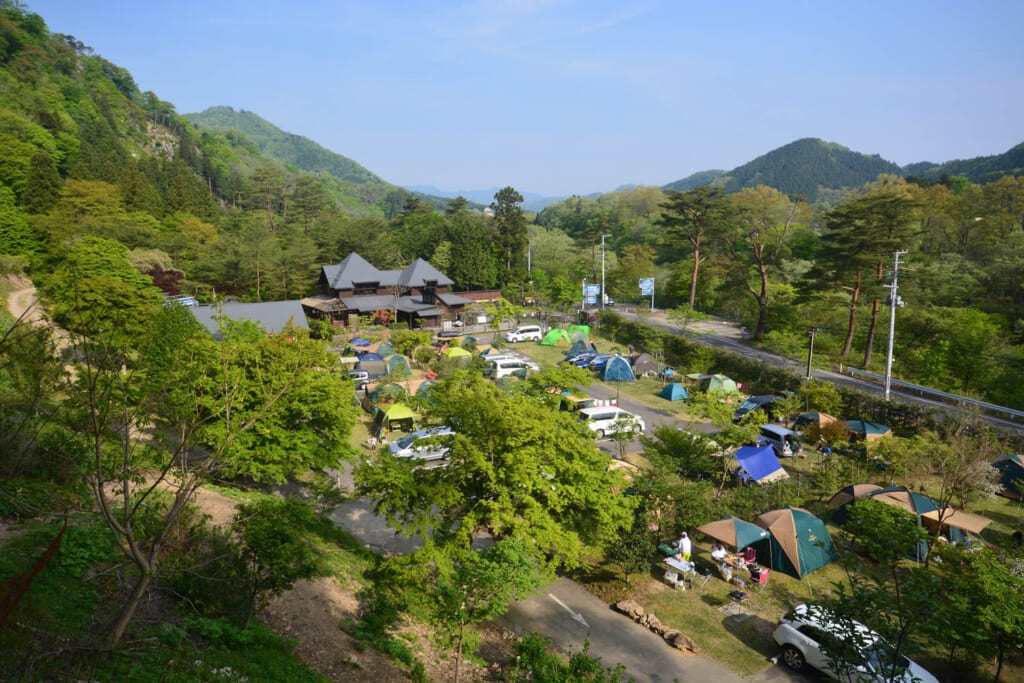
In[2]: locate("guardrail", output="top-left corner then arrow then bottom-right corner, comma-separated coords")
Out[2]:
841,367 -> 1024,421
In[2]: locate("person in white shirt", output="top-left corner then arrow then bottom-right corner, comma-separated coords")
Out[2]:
711,541 -> 728,562
678,532 -> 692,562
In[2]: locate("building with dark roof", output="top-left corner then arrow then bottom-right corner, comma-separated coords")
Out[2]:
303,253 -> 472,328
190,300 -> 309,340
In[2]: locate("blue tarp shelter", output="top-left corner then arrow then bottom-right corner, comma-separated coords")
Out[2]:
659,383 -> 689,401
602,356 -> 636,382
734,445 -> 789,484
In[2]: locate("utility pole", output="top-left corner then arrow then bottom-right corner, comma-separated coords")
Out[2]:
601,234 -> 611,310
805,328 -> 816,380
883,250 -> 908,401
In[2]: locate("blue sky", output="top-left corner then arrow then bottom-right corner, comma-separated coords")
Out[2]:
28,0 -> 1024,196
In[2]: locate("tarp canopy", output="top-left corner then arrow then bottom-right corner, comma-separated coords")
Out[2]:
659,383 -> 689,402
793,412 -> 838,432
602,356 -> 636,382
921,508 -> 993,535
827,483 -> 883,508
385,354 -> 411,375
697,516 -> 770,551
832,486 -> 941,562
734,445 -> 788,483
541,328 -> 571,346
992,455 -> 1024,501
753,507 -> 838,578
632,353 -> 660,376
440,346 -> 471,358
846,419 -> 892,441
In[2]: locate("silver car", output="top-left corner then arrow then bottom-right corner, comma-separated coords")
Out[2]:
388,427 -> 455,461
773,604 -> 938,682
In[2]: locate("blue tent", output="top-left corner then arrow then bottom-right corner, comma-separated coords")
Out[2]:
566,339 -> 594,357
359,352 -> 383,362
349,337 -> 371,346
601,356 -> 636,382
659,383 -> 689,401
734,445 -> 788,484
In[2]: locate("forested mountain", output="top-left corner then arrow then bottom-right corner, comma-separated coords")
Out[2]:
187,106 -> 461,214
908,141 -> 1024,185
661,169 -> 726,192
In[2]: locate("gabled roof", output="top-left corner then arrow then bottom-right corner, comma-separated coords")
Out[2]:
399,258 -> 454,288
190,300 -> 308,339
323,252 -> 381,291
436,292 -> 473,306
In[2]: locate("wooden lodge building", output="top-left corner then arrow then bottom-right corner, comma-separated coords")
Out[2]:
301,252 -> 478,328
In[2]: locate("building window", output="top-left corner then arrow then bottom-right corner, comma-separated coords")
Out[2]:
353,282 -> 378,295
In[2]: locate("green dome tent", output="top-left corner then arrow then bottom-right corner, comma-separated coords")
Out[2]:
658,382 -> 689,401
541,328 -> 571,346
461,335 -> 478,348
373,402 -> 419,435
385,354 -> 411,376
568,324 -> 590,341
701,373 -> 738,393
845,419 -> 892,442
697,516 -> 770,552
376,341 -> 394,356
753,507 -> 838,578
440,346 -> 471,359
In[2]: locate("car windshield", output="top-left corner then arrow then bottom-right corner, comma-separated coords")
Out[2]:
863,641 -> 910,677
395,434 -> 417,449
739,399 -> 759,411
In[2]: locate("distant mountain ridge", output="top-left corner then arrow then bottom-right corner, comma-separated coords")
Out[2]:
186,107 -> 463,213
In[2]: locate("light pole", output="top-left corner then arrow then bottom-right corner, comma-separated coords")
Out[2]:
601,234 -> 611,310
883,250 -> 907,401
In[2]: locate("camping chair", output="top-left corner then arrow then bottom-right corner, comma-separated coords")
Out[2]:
690,562 -> 712,590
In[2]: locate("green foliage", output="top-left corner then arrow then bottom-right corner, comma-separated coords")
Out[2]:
504,633 -> 631,682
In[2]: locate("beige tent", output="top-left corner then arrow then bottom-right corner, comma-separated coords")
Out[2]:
921,508 -> 993,535
827,483 -> 883,508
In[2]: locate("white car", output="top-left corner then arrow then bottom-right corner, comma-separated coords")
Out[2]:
486,359 -> 539,379
773,604 -> 938,682
388,427 -> 454,461
504,325 -> 542,343
578,406 -> 645,439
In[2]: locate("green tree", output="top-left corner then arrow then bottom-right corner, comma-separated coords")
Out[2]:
22,149 -> 62,214
355,373 -> 634,571
657,186 -> 729,307
491,186 -> 528,283
234,498 -> 321,628
610,243 -> 655,303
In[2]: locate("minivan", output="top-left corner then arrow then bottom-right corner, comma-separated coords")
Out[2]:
578,406 -> 645,439
755,424 -> 802,457
733,394 -> 783,423
504,325 -> 543,343
486,359 -> 539,379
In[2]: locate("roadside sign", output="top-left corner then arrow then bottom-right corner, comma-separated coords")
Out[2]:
584,296 -> 598,304
583,284 -> 600,296
638,278 -> 654,289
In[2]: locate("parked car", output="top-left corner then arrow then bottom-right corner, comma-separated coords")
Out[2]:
754,424 -> 803,457
733,394 -> 784,423
486,359 -> 539,379
389,427 -> 455,461
773,604 -> 938,682
564,350 -> 600,367
587,354 -> 616,371
346,370 -> 370,390
578,406 -> 645,439
504,325 -> 543,343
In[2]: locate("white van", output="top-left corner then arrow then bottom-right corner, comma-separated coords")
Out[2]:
578,406 -> 645,439
486,359 -> 539,379
755,424 -> 803,457
504,325 -> 542,343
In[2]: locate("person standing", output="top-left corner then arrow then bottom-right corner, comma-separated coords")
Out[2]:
679,532 -> 692,562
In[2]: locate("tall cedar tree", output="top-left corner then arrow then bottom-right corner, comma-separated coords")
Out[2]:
491,186 -> 528,283
657,186 -> 729,308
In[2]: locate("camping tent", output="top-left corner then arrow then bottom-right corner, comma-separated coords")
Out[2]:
921,508 -> 992,537
349,337 -> 371,347
566,339 -> 596,357
734,445 -> 789,484
376,341 -> 394,356
385,354 -> 411,376
602,356 -> 636,382
631,353 -> 660,377
440,346 -> 471,359
357,353 -> 388,378
697,516 -> 771,552
568,324 -> 590,341
992,455 -> 1024,501
792,412 -> 838,432
373,402 -> 418,435
541,328 -> 571,346
827,483 -> 883,508
688,373 -> 738,393
461,335 -> 478,348
753,507 -> 838,578
658,383 -> 689,402
846,419 -> 892,442
832,486 -> 944,561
